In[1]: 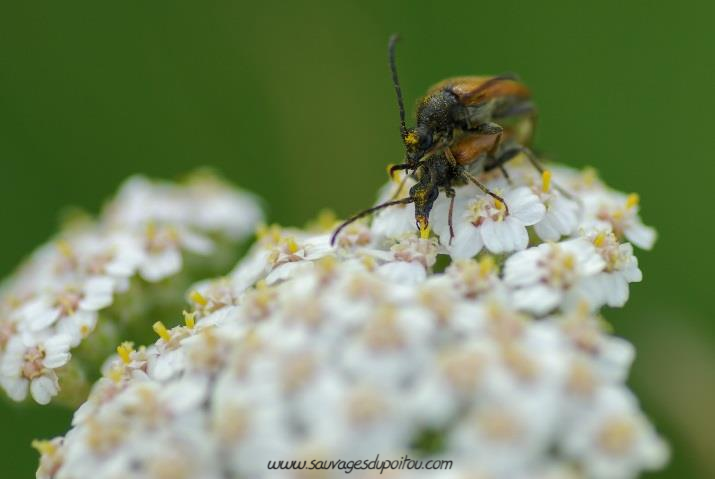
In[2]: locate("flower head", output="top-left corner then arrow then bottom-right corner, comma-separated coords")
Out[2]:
37,158 -> 667,478
1,334 -> 71,404
432,184 -> 545,258
21,159 -> 666,478
504,238 -> 606,315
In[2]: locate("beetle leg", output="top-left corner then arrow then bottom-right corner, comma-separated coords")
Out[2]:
514,146 -> 575,200
485,147 -> 522,184
499,164 -> 512,184
388,161 -> 426,200
488,130 -> 503,158
493,99 -> 536,121
388,162 -> 410,178
446,187 -> 456,245
389,160 -> 424,177
462,170 -> 509,215
468,121 -> 503,137
443,147 -> 458,166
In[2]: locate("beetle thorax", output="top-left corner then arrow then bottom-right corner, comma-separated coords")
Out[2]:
416,90 -> 458,136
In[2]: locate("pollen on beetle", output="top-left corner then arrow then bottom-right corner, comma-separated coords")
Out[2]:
405,131 -> 418,146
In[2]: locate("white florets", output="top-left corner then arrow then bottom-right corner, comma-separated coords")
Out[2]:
0,173 -> 262,404
36,158 -> 666,479
28,159 -> 666,478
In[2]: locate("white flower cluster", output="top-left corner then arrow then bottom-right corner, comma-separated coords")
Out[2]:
36,162 -> 667,478
0,172 -> 262,405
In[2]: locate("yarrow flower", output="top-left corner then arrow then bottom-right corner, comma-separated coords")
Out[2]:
1,334 -> 71,404
504,238 -> 606,315
0,171 -> 262,405
35,159 -> 666,479
432,183 -> 546,258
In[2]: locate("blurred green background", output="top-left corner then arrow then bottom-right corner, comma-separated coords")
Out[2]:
1,1 -> 713,476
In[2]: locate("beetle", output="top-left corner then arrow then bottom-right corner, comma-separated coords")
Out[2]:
385,34 -> 538,177
330,128 -> 528,246
330,35 -> 558,247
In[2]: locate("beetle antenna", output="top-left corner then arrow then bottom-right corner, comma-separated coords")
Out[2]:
331,197 -> 414,246
388,34 -> 408,140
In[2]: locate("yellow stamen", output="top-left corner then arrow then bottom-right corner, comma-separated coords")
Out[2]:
316,255 -> 337,274
152,321 -> 171,342
593,232 -> 606,248
57,296 -> 77,316
479,255 -> 495,276
493,198 -> 504,210
190,290 -> 208,306
541,170 -> 552,193
581,167 -> 599,186
116,341 -> 134,364
312,209 -> 337,231
183,310 -> 196,329
626,193 -> 639,209
56,240 -> 74,258
360,255 -> 376,271
577,300 -> 591,317
145,221 -> 157,241
256,223 -> 281,243
107,365 -> 123,383
284,237 -> 299,254
80,324 -> 91,337
31,439 -> 56,456
563,254 -> 575,270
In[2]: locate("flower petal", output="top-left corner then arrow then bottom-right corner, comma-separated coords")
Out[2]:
449,225 -> 484,259
30,375 -> 59,405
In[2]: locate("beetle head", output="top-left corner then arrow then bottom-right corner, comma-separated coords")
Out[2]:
410,177 -> 439,239
404,126 -> 434,166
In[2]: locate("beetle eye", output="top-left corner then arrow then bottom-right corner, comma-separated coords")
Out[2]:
418,134 -> 432,150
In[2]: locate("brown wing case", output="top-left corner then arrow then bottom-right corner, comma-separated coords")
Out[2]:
450,132 -> 500,166
428,76 -> 531,105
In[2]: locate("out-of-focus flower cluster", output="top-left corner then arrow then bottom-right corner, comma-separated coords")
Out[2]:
36,161 -> 667,478
0,172 -> 262,405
